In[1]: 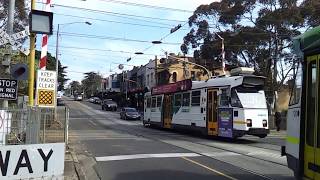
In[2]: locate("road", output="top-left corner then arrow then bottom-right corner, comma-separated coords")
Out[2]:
66,98 -> 294,180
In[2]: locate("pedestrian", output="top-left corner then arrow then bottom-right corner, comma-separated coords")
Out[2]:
275,111 -> 281,131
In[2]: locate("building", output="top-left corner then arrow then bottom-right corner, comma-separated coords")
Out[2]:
145,59 -> 157,91
106,73 -> 121,92
156,54 -> 208,85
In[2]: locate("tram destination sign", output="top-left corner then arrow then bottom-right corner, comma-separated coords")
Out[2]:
0,79 -> 17,100
152,79 -> 192,95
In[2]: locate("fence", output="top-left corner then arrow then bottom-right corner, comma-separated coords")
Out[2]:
0,106 -> 69,145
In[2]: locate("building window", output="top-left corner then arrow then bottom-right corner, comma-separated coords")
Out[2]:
172,72 -> 177,82
191,71 -> 196,81
157,96 -> 162,107
151,73 -> 154,83
191,91 -> 201,106
182,92 -> 190,106
151,97 -> 156,108
174,93 -> 181,106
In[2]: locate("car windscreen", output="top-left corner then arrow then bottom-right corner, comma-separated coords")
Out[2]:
125,108 -> 137,112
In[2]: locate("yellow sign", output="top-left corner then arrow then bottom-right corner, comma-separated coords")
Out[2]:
37,89 -> 55,107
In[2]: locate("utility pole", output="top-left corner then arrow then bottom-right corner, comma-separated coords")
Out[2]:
28,0 -> 36,106
273,32 -> 279,113
2,0 -> 15,108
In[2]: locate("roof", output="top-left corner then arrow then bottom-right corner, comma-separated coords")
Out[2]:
192,76 -> 243,89
294,26 -> 320,53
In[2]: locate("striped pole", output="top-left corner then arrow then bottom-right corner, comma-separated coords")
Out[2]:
39,0 -> 51,70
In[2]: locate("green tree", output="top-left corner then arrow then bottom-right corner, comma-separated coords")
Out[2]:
69,81 -> 82,94
81,72 -> 102,98
181,0 -> 318,111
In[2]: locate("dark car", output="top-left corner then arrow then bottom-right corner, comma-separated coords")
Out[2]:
102,99 -> 117,111
120,108 -> 141,120
93,97 -> 101,104
57,98 -> 65,106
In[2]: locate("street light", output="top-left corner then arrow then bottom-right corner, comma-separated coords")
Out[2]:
55,21 -> 91,106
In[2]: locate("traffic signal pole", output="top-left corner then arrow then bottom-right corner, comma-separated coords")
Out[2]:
28,0 -> 36,106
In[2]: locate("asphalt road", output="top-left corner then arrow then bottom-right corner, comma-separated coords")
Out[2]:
66,98 -> 294,180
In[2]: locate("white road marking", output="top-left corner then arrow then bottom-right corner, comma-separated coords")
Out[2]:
89,120 -> 98,126
96,153 -> 201,162
201,152 -> 241,157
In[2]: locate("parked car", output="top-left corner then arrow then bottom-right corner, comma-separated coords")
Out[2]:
120,107 -> 141,120
94,97 -> 102,104
74,94 -> 83,101
57,98 -> 65,106
101,99 -> 117,111
88,97 -> 95,103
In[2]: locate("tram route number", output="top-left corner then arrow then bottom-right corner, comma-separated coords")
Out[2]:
0,79 -> 17,100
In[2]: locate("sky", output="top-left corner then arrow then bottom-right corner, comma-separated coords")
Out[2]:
33,0 -> 216,83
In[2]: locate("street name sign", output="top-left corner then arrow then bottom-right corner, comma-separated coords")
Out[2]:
0,143 -> 65,179
0,79 -> 18,100
36,70 -> 56,107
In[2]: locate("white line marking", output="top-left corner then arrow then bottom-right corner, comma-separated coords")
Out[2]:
89,120 -> 98,126
95,153 -> 201,162
201,152 -> 241,157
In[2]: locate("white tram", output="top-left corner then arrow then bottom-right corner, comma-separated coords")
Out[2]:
143,68 -> 269,138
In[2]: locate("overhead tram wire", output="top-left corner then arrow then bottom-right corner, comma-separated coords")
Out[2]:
44,3 -> 186,23
58,31 -> 181,45
97,0 -> 194,13
54,13 -> 178,30
47,45 -> 155,56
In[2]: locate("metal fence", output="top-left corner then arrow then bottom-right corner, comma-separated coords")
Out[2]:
0,106 -> 69,145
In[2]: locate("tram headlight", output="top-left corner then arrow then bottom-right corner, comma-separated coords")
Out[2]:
263,119 -> 267,127
246,119 -> 252,127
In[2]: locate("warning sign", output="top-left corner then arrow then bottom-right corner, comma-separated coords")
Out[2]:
36,70 -> 56,107
0,79 -> 17,100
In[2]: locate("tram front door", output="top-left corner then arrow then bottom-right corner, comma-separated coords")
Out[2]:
163,95 -> 172,129
304,55 -> 320,179
207,89 -> 218,135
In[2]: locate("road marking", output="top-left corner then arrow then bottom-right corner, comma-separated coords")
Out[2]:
181,157 -> 238,180
89,120 -> 98,126
96,153 -> 200,162
201,152 -> 241,157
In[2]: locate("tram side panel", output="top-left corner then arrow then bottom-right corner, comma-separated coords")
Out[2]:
170,89 -> 207,132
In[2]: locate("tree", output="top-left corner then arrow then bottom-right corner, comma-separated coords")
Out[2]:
69,81 -> 82,95
181,0 -> 318,112
81,72 -> 102,98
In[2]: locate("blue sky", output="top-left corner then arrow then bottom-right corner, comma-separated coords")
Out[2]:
34,0 -> 216,83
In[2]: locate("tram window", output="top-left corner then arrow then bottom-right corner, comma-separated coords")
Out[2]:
231,89 -> 242,108
174,94 -> 181,106
289,63 -> 302,105
147,98 -> 151,108
191,91 -> 201,106
157,96 -> 162,107
220,89 -> 230,106
151,97 -> 156,108
182,93 -> 190,106
306,62 -> 316,146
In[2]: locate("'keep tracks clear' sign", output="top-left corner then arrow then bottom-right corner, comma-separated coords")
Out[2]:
36,70 -> 56,107
0,79 -> 17,100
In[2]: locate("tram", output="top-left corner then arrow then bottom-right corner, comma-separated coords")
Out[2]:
284,26 -> 320,179
143,67 -> 269,139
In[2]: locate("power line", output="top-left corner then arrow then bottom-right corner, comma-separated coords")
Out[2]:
58,31 -> 181,45
55,13 -> 177,29
49,3 -> 187,23
97,0 -> 194,13
47,45 -> 156,55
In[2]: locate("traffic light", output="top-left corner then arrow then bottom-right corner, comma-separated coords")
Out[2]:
11,64 -> 28,80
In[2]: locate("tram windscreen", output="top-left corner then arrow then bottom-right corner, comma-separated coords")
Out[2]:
231,86 -> 267,109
